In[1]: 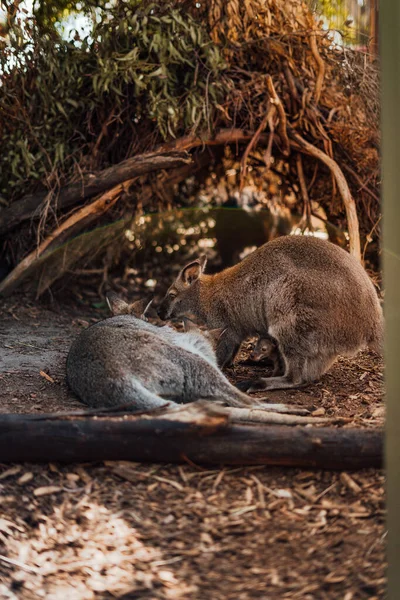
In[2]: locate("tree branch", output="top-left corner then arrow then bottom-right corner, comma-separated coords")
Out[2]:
289,131 -> 361,261
309,31 -> 326,104
296,153 -> 313,230
240,104 -> 273,189
0,129 -> 277,237
0,151 -> 192,236
0,183 -> 131,297
266,76 -> 290,156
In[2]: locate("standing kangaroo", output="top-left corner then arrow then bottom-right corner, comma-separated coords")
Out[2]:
157,235 -> 383,392
66,293 -> 291,411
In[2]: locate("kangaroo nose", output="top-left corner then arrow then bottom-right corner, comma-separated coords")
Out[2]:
157,306 -> 167,320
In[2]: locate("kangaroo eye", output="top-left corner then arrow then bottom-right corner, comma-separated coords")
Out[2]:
169,291 -> 177,299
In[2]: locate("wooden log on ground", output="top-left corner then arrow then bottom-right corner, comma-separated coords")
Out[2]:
0,150 -> 192,235
0,403 -> 383,469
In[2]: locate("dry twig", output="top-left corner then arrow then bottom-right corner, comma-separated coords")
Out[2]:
290,131 -> 361,261
266,76 -> 290,156
296,153 -> 313,230
309,31 -> 326,104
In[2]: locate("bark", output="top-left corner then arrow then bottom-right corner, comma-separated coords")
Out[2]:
0,403 -> 383,469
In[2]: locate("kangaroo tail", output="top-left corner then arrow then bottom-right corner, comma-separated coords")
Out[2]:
368,314 -> 384,355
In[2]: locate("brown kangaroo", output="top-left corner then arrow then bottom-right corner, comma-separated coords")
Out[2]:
157,235 -> 383,392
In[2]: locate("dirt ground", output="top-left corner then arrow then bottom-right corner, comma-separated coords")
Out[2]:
0,294 -> 386,599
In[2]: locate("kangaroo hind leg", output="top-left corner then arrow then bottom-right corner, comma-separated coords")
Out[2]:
216,329 -> 241,368
121,379 -> 180,412
237,353 -> 337,393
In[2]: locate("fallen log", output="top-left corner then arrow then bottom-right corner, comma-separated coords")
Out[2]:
0,403 -> 383,469
0,150 -> 192,235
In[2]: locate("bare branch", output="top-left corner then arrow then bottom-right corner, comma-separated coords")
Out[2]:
290,131 -> 361,261
266,76 -> 290,156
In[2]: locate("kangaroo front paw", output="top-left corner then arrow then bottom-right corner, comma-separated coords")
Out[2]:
237,378 -> 266,393
236,379 -> 253,392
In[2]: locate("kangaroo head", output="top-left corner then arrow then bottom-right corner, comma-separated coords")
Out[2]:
106,292 -> 153,321
157,254 -> 207,321
249,336 -> 276,362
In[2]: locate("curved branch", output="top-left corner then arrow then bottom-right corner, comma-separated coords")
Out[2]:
0,151 -> 192,236
296,153 -> 313,230
1,131 -> 276,237
266,76 -> 290,156
309,31 -> 326,104
158,128 -> 263,152
290,131 -> 361,261
240,104 -> 273,189
0,182 -> 131,297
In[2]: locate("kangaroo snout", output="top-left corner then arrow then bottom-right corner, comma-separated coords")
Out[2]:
157,300 -> 170,321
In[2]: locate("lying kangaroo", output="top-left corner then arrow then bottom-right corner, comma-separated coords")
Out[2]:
157,235 -> 383,391
249,336 -> 283,376
66,293 -> 291,411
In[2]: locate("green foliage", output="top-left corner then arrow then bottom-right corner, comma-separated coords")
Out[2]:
0,1 -> 227,200
311,0 -> 347,22
309,0 -> 361,45
32,0 -> 103,32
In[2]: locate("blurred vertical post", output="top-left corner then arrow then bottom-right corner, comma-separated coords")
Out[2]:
381,1 -> 400,598
370,0 -> 379,59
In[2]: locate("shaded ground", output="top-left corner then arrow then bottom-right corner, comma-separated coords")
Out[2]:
0,295 -> 386,599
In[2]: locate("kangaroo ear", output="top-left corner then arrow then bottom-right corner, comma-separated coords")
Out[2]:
129,298 -> 152,320
106,292 -> 129,316
142,298 -> 154,319
180,255 -> 207,286
183,319 -> 197,332
198,254 -> 207,270
208,327 -> 227,343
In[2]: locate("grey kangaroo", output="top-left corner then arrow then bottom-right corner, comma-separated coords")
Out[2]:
66,293 -> 291,411
157,235 -> 383,392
